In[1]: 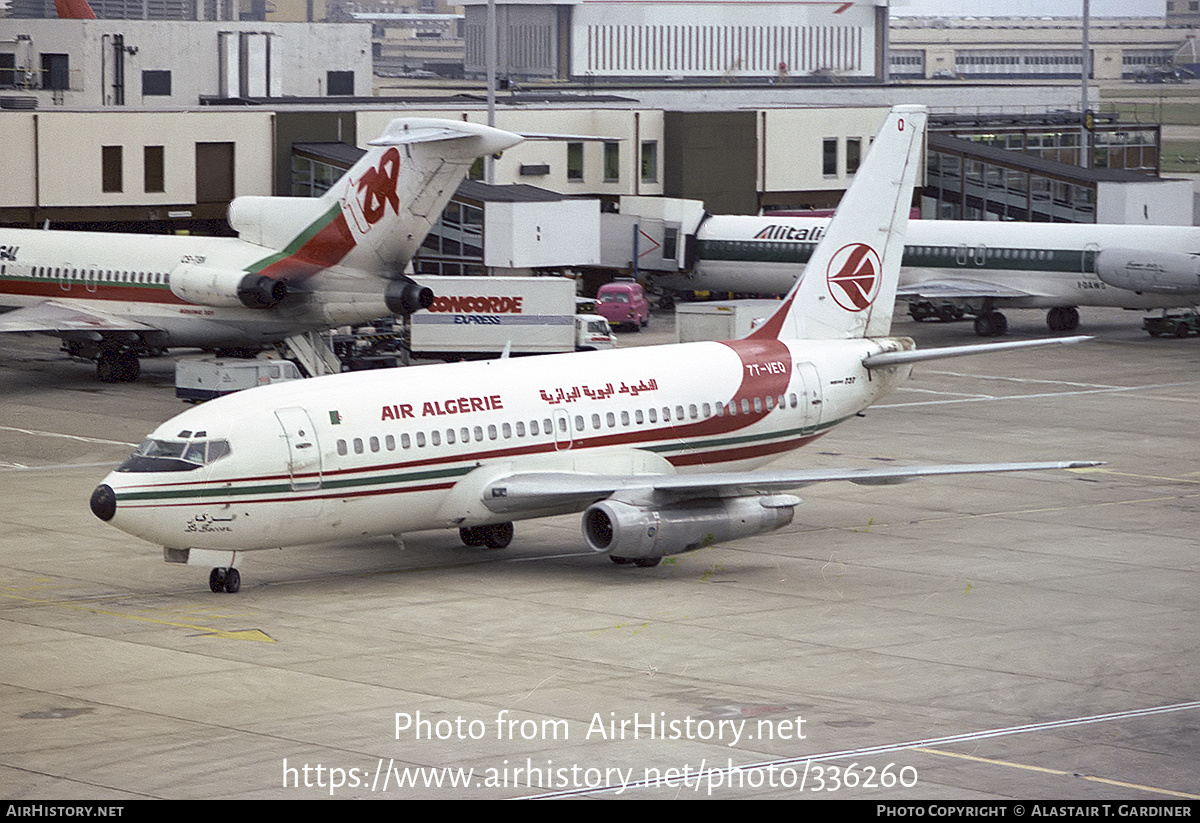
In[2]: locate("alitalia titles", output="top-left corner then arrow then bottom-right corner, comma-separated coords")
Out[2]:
753,224 -> 826,242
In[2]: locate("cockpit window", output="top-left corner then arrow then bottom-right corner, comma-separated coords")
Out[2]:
117,437 -> 232,473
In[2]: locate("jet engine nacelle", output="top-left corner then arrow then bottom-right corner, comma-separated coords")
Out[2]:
385,276 -> 435,316
170,263 -> 288,310
582,495 -> 799,560
227,196 -> 330,251
1095,248 -> 1200,295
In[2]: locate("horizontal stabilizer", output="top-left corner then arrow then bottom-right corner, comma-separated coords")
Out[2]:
367,120 -> 522,152
863,335 -> 1092,368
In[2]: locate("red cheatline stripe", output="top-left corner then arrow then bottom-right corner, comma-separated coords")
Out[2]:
1,280 -> 187,305
254,211 -> 357,282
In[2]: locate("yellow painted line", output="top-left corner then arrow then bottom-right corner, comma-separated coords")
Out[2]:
0,589 -> 275,641
915,747 -> 1200,800
1075,466 -> 1200,485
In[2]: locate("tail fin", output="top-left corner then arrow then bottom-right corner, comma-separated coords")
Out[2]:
229,119 -> 522,281
55,0 -> 97,18
747,105 -> 926,342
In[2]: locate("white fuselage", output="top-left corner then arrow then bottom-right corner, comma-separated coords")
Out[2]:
664,216 -> 1200,309
0,227 -> 394,349
97,335 -> 912,552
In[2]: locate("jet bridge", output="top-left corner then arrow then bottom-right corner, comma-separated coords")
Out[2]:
599,197 -> 706,280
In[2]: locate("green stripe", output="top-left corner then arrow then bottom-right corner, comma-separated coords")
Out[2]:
697,239 -> 1093,273
245,202 -> 344,274
118,421 -> 850,505
118,465 -> 472,504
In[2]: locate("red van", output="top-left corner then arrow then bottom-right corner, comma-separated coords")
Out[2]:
596,282 -> 650,331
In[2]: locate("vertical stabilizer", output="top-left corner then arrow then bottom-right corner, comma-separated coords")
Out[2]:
229,119 -> 523,282
747,105 -> 926,342
323,119 -> 523,276
55,0 -> 98,18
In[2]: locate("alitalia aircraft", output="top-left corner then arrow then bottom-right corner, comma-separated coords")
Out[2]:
0,118 -> 521,380
656,213 -> 1200,337
89,106 -> 1098,593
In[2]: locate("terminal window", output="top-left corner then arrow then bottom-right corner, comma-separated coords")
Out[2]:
102,146 -> 123,193
604,142 -> 620,183
144,146 -> 164,193
142,70 -> 171,96
567,143 -> 584,181
327,71 -> 354,96
823,138 -> 838,176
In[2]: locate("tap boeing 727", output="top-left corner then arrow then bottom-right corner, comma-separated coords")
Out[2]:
89,106 -> 1099,593
0,119 -> 521,380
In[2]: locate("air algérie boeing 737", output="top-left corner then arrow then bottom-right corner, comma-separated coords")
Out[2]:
89,106 -> 1099,593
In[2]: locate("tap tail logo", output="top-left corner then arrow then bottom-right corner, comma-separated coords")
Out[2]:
345,147 -> 402,235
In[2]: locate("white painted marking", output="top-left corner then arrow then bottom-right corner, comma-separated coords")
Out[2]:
0,424 -> 137,447
521,701 -> 1200,799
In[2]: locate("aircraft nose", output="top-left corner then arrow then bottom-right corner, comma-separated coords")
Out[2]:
90,484 -> 117,522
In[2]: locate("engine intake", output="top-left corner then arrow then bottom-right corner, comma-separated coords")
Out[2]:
170,263 -> 288,310
582,496 -> 798,560
1095,248 -> 1200,295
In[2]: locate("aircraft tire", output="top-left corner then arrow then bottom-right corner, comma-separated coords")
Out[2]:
96,351 -> 140,382
974,313 -> 1007,337
96,352 -> 118,382
209,568 -> 226,593
1047,307 -> 1080,332
483,522 -> 514,549
115,352 -> 140,382
224,568 -> 241,593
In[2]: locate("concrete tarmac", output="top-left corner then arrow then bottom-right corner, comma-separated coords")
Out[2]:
1,307 -> 1197,800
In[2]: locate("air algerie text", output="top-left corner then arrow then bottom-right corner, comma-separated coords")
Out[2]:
381,394 -> 504,420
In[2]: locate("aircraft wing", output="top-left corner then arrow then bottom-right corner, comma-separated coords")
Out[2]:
479,461 -> 1101,515
0,300 -> 160,334
896,277 -> 1044,300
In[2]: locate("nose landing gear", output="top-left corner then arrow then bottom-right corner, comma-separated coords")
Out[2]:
209,567 -> 241,593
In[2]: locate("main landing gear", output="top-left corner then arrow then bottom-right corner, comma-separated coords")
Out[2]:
973,306 -> 1080,337
609,556 -> 662,567
95,349 -> 141,382
1046,306 -> 1080,332
973,311 -> 1008,337
459,522 -> 514,549
209,567 -> 241,593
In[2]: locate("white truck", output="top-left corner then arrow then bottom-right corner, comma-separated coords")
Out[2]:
175,357 -> 302,402
673,299 -> 783,343
409,275 -> 611,360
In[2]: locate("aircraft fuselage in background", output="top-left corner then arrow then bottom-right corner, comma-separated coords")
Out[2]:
654,216 -> 1200,335
0,119 -> 522,379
